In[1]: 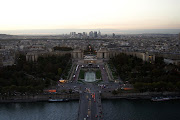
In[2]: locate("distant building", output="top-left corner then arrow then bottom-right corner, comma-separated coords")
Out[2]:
0,49 -> 15,66
164,59 -> 180,66
77,33 -> 82,39
98,31 -> 101,38
72,49 -> 84,59
109,50 -> 155,63
89,31 -> 93,38
179,33 -> 180,40
104,34 -> 108,38
69,31 -> 103,39
97,47 -> 109,59
82,32 -> 87,39
70,32 -> 76,38
112,33 -> 115,38
83,32 -> 86,36
94,31 -> 98,38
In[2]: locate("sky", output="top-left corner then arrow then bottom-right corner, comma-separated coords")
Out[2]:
0,0 -> 180,31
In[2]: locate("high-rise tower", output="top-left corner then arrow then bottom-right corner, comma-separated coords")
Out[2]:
94,31 -> 98,38
98,31 -> 101,38
89,31 -> 93,38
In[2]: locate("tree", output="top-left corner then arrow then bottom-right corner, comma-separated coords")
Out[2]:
0,53 -> 72,95
58,68 -> 62,76
69,89 -> 72,94
112,90 -> 118,95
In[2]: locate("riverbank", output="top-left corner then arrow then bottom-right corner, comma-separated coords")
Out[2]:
0,93 -> 79,103
101,92 -> 180,100
0,92 -> 180,103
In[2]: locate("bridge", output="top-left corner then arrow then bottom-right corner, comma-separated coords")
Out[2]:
63,63 -> 121,120
55,63 -> 123,120
78,84 -> 103,120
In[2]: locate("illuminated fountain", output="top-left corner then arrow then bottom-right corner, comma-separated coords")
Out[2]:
84,71 -> 96,82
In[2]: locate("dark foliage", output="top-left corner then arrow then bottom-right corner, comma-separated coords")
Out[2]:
110,54 -> 180,92
0,54 -> 71,95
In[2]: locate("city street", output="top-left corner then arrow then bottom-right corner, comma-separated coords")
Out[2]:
78,83 -> 103,120
55,63 -> 124,120
99,65 -> 109,83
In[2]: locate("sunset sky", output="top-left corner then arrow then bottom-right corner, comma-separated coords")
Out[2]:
0,0 -> 180,30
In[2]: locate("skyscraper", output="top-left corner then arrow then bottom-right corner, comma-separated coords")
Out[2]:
112,33 -> 115,38
77,33 -> 82,39
83,32 -> 87,39
89,31 -> 93,38
94,31 -> 98,38
98,31 -> 101,38
70,32 -> 76,38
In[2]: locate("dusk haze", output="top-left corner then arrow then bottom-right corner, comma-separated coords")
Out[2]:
0,0 -> 180,31
0,0 -> 180,120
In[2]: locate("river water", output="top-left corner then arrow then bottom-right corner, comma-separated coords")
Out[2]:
0,100 -> 180,120
102,99 -> 180,120
0,101 -> 78,120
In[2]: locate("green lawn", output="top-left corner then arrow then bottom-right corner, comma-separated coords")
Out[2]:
96,70 -> 101,79
79,70 -> 85,79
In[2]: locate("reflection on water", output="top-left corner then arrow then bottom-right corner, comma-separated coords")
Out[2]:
102,99 -> 180,120
0,101 -> 79,120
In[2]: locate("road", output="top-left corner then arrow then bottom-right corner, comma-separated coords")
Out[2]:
78,83 -> 103,120
72,64 -> 81,82
54,63 -> 127,120
99,65 -> 109,83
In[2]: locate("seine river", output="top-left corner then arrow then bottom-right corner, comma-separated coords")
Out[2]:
0,99 -> 180,120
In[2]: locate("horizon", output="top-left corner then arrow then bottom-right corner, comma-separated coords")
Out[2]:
0,29 -> 180,35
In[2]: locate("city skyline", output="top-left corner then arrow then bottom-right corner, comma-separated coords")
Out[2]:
1,29 -> 180,35
0,0 -> 180,31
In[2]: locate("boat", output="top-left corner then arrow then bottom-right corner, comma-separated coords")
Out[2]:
151,97 -> 170,101
48,98 -> 69,102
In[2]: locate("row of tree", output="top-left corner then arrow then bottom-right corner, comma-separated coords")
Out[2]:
0,54 -> 71,95
110,53 -> 180,92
